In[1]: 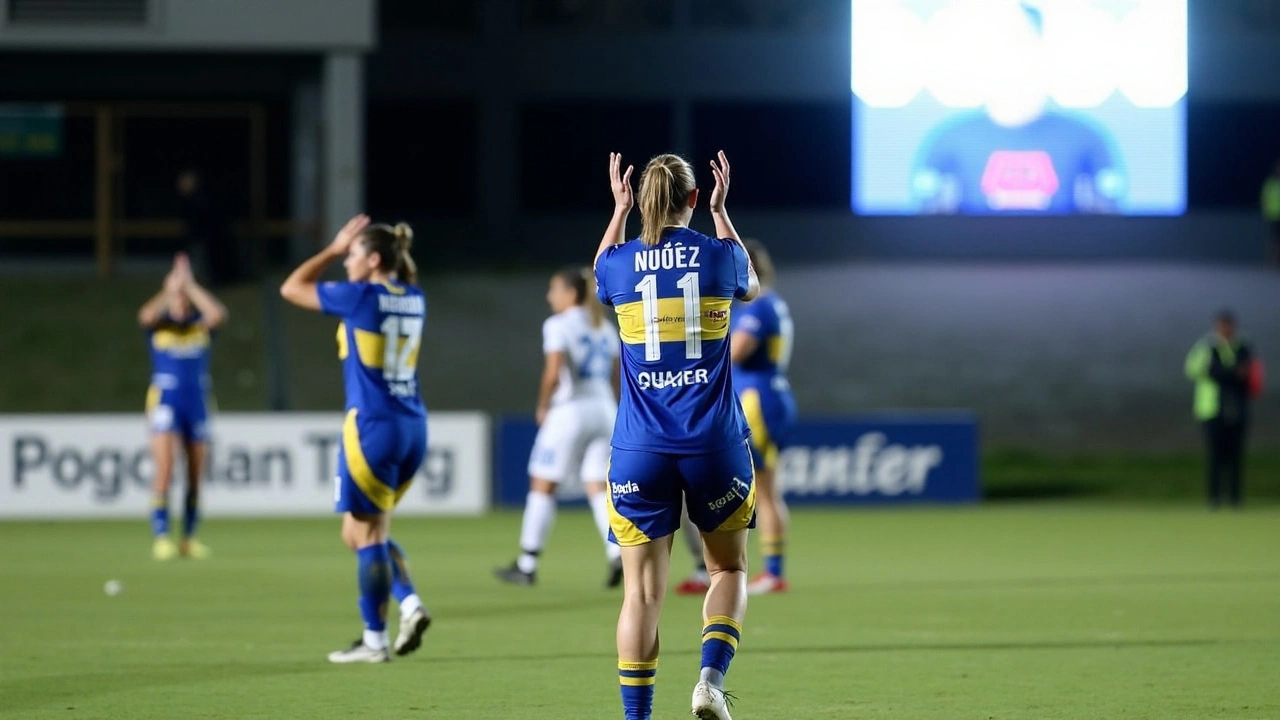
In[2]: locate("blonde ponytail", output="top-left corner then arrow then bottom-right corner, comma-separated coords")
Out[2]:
638,154 -> 696,247
392,222 -> 417,285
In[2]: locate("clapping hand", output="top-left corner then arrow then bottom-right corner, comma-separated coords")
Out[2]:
609,153 -> 634,213
708,150 -> 731,214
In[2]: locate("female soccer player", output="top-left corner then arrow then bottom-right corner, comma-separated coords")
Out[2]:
676,239 -> 797,596
138,252 -> 226,561
280,214 -> 432,664
595,150 -> 759,720
494,266 -> 623,588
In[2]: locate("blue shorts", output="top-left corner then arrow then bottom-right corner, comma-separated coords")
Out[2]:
335,409 -> 427,515
606,441 -> 756,547
146,387 -> 210,443
737,380 -> 797,470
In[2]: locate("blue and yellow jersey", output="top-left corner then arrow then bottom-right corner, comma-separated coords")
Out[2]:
730,290 -> 797,467
595,227 -> 752,453
146,313 -> 213,398
317,280 -> 427,419
731,290 -> 793,380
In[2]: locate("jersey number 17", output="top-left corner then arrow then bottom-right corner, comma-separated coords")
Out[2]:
380,316 -> 423,395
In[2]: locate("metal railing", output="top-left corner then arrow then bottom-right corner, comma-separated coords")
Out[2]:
0,101 -> 319,276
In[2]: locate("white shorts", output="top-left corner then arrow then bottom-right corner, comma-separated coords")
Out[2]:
528,398 -> 615,485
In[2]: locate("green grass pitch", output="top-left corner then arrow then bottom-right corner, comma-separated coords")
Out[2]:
2,507 -> 1278,719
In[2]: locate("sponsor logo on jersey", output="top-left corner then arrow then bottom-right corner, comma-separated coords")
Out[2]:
611,481 -> 639,495
707,477 -> 749,511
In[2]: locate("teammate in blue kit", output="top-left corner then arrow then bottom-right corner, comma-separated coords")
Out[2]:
594,150 -> 760,720
280,214 -> 432,664
677,238 -> 797,596
139,252 -> 226,561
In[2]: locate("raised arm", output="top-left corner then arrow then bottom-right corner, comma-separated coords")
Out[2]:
138,262 -> 183,328
172,253 -> 227,328
137,287 -> 172,328
595,153 -> 634,268
708,151 -> 760,301
280,214 -> 369,311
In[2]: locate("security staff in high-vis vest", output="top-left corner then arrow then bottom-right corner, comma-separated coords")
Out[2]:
1184,310 -> 1255,509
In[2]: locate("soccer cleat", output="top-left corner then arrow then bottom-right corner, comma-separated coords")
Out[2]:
152,535 -> 178,561
394,608 -> 431,657
605,559 -> 624,589
180,538 -> 212,559
493,562 -> 536,586
675,573 -> 711,596
327,639 -> 390,664
746,572 -> 788,595
691,681 -> 733,720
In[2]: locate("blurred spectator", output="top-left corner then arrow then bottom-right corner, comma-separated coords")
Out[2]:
1184,310 -> 1257,510
176,169 -> 236,288
1260,160 -> 1280,266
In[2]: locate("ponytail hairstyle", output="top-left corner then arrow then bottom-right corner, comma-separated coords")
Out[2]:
743,238 -> 775,289
638,154 -> 696,247
361,222 -> 418,285
553,265 -> 604,328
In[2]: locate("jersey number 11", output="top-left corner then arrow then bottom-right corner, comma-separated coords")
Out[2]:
635,272 -> 701,362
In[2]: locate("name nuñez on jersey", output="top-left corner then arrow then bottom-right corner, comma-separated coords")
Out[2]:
634,244 -> 701,272
378,294 -> 425,315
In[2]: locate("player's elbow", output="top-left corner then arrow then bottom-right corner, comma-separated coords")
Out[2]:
740,275 -> 761,302
279,281 -> 303,306
206,306 -> 228,328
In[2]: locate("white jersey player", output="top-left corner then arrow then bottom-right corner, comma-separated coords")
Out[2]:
496,266 -> 623,588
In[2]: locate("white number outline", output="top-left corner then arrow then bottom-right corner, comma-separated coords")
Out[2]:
379,315 -> 424,382
634,271 -> 702,361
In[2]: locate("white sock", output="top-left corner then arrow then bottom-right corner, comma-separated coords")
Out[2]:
699,667 -> 726,689
517,491 -> 556,573
587,492 -> 621,562
363,629 -> 388,650
399,593 -> 423,620
681,511 -> 705,571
